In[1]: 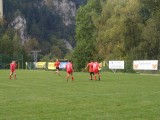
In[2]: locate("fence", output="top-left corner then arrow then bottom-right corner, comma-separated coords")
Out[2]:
1,58 -> 160,74
0,54 -> 24,69
25,62 -> 68,71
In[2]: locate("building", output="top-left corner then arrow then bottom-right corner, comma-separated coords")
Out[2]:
0,0 -> 3,19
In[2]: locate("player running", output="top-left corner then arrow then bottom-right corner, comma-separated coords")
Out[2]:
54,59 -> 60,76
93,61 -> 101,81
66,60 -> 74,82
85,60 -> 94,80
9,61 -> 17,79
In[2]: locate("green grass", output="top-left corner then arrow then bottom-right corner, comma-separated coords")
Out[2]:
0,70 -> 160,120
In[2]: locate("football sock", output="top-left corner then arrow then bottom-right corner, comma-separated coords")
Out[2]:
90,75 -> 92,80
72,76 -> 74,81
66,76 -> 69,81
99,75 -> 100,81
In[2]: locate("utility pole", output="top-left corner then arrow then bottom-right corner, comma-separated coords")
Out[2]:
30,50 -> 41,69
31,50 -> 41,63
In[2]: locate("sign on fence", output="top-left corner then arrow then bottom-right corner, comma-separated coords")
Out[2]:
59,62 -> 67,69
133,60 -> 158,70
35,62 -> 46,69
48,62 -> 56,70
109,61 -> 124,69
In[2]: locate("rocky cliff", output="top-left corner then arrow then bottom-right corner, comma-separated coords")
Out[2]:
5,0 -> 86,48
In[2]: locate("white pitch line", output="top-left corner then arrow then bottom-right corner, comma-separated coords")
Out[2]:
140,73 -> 160,76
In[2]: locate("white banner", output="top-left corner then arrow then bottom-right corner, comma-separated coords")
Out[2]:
109,61 -> 124,69
59,62 -> 68,69
133,60 -> 158,70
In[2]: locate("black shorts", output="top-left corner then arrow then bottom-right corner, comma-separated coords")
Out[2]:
56,67 -> 60,70
90,72 -> 94,75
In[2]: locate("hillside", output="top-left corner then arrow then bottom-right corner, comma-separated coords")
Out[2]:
2,0 -> 86,59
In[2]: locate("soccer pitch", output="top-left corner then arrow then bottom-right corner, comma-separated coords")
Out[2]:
0,70 -> 160,120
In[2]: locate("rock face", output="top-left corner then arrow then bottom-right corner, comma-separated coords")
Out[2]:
10,15 -> 28,44
63,39 -> 73,50
43,0 -> 76,26
10,0 -> 86,48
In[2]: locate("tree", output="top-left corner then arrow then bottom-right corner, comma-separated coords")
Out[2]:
94,0 -> 127,60
142,11 -> 160,59
121,0 -> 144,59
73,0 -> 102,71
24,38 -> 40,51
94,0 -> 145,60
12,33 -> 22,55
0,34 -> 13,54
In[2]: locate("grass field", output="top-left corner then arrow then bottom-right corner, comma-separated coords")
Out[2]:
0,70 -> 160,120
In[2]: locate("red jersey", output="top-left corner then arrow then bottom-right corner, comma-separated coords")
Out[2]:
87,62 -> 93,72
66,62 -> 73,72
10,63 -> 17,70
93,62 -> 99,73
54,61 -> 60,67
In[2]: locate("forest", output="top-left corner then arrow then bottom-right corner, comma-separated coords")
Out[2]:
72,0 -> 160,71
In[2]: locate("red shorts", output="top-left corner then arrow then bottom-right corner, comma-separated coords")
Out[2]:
11,69 -> 15,72
67,70 -> 73,74
93,69 -> 99,74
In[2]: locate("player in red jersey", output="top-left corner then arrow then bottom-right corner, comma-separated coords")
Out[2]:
85,60 -> 94,80
66,60 -> 74,82
54,59 -> 60,76
9,61 -> 17,79
93,61 -> 101,81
